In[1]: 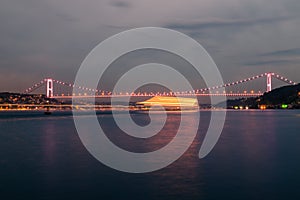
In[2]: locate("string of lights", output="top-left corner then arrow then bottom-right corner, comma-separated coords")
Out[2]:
24,72 -> 298,97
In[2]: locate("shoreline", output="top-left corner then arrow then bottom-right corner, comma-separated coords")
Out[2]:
0,108 -> 299,112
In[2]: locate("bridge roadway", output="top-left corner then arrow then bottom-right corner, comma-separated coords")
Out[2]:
0,104 -> 130,109
52,93 -> 262,99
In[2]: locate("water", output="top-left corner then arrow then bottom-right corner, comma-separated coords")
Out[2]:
0,110 -> 300,200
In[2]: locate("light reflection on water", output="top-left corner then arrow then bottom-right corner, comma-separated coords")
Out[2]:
0,110 -> 300,199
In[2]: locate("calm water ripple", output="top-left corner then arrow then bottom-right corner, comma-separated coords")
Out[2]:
0,110 -> 300,200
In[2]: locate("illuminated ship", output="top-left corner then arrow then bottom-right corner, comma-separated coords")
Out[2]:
135,96 -> 199,112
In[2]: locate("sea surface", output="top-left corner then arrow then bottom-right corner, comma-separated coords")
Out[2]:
0,110 -> 300,200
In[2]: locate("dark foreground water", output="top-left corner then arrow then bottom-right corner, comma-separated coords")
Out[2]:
0,110 -> 300,200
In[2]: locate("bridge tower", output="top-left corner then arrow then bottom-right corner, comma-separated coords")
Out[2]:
266,73 -> 272,93
46,78 -> 53,98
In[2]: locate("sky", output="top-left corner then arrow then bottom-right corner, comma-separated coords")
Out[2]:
1,0 -> 300,93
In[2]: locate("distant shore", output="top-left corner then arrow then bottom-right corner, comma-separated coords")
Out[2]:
0,107 -> 299,112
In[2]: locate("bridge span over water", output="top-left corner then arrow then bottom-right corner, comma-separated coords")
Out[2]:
24,72 -> 297,99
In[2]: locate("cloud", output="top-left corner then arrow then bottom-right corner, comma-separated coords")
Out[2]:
243,47 -> 300,67
260,48 -> 300,57
243,59 -> 292,66
109,1 -> 131,8
0,0 -> 300,92
165,16 -> 292,31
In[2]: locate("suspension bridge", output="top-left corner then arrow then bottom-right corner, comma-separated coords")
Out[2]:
24,72 -> 297,99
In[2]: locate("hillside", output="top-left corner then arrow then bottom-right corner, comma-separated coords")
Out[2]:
0,92 -> 59,105
219,84 -> 300,109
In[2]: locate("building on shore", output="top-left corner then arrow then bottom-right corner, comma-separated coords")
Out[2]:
135,96 -> 199,111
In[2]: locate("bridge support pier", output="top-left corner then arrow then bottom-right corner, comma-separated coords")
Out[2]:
46,78 -> 53,98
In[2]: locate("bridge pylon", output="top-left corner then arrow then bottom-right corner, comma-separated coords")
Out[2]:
46,78 -> 53,98
266,73 -> 273,93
